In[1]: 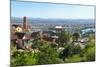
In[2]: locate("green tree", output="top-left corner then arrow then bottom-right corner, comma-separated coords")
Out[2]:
56,31 -> 70,47
72,33 -> 80,42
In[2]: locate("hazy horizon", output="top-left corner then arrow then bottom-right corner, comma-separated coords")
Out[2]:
11,16 -> 95,20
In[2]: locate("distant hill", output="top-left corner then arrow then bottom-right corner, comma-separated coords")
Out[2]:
11,17 -> 95,25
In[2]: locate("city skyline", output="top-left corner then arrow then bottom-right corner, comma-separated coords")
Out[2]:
11,1 -> 95,19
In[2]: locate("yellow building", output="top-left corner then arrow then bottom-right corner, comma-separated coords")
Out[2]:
15,27 -> 23,32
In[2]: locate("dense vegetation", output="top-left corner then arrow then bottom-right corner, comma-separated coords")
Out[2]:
11,31 -> 95,66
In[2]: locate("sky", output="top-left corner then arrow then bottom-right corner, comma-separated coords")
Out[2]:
11,1 -> 95,19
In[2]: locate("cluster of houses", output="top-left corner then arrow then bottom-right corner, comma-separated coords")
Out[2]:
11,16 -> 64,50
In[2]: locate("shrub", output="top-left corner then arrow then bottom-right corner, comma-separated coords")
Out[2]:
11,51 -> 39,66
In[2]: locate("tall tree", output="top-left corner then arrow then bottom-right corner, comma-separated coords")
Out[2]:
56,31 -> 70,47
72,33 -> 80,42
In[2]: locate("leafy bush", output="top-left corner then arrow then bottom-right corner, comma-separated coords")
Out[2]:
11,51 -> 39,66
80,42 -> 95,62
72,45 -> 82,55
66,55 -> 82,63
84,47 -> 95,61
37,45 -> 62,64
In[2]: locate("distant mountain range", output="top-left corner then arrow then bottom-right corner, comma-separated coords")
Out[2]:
11,17 -> 95,25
